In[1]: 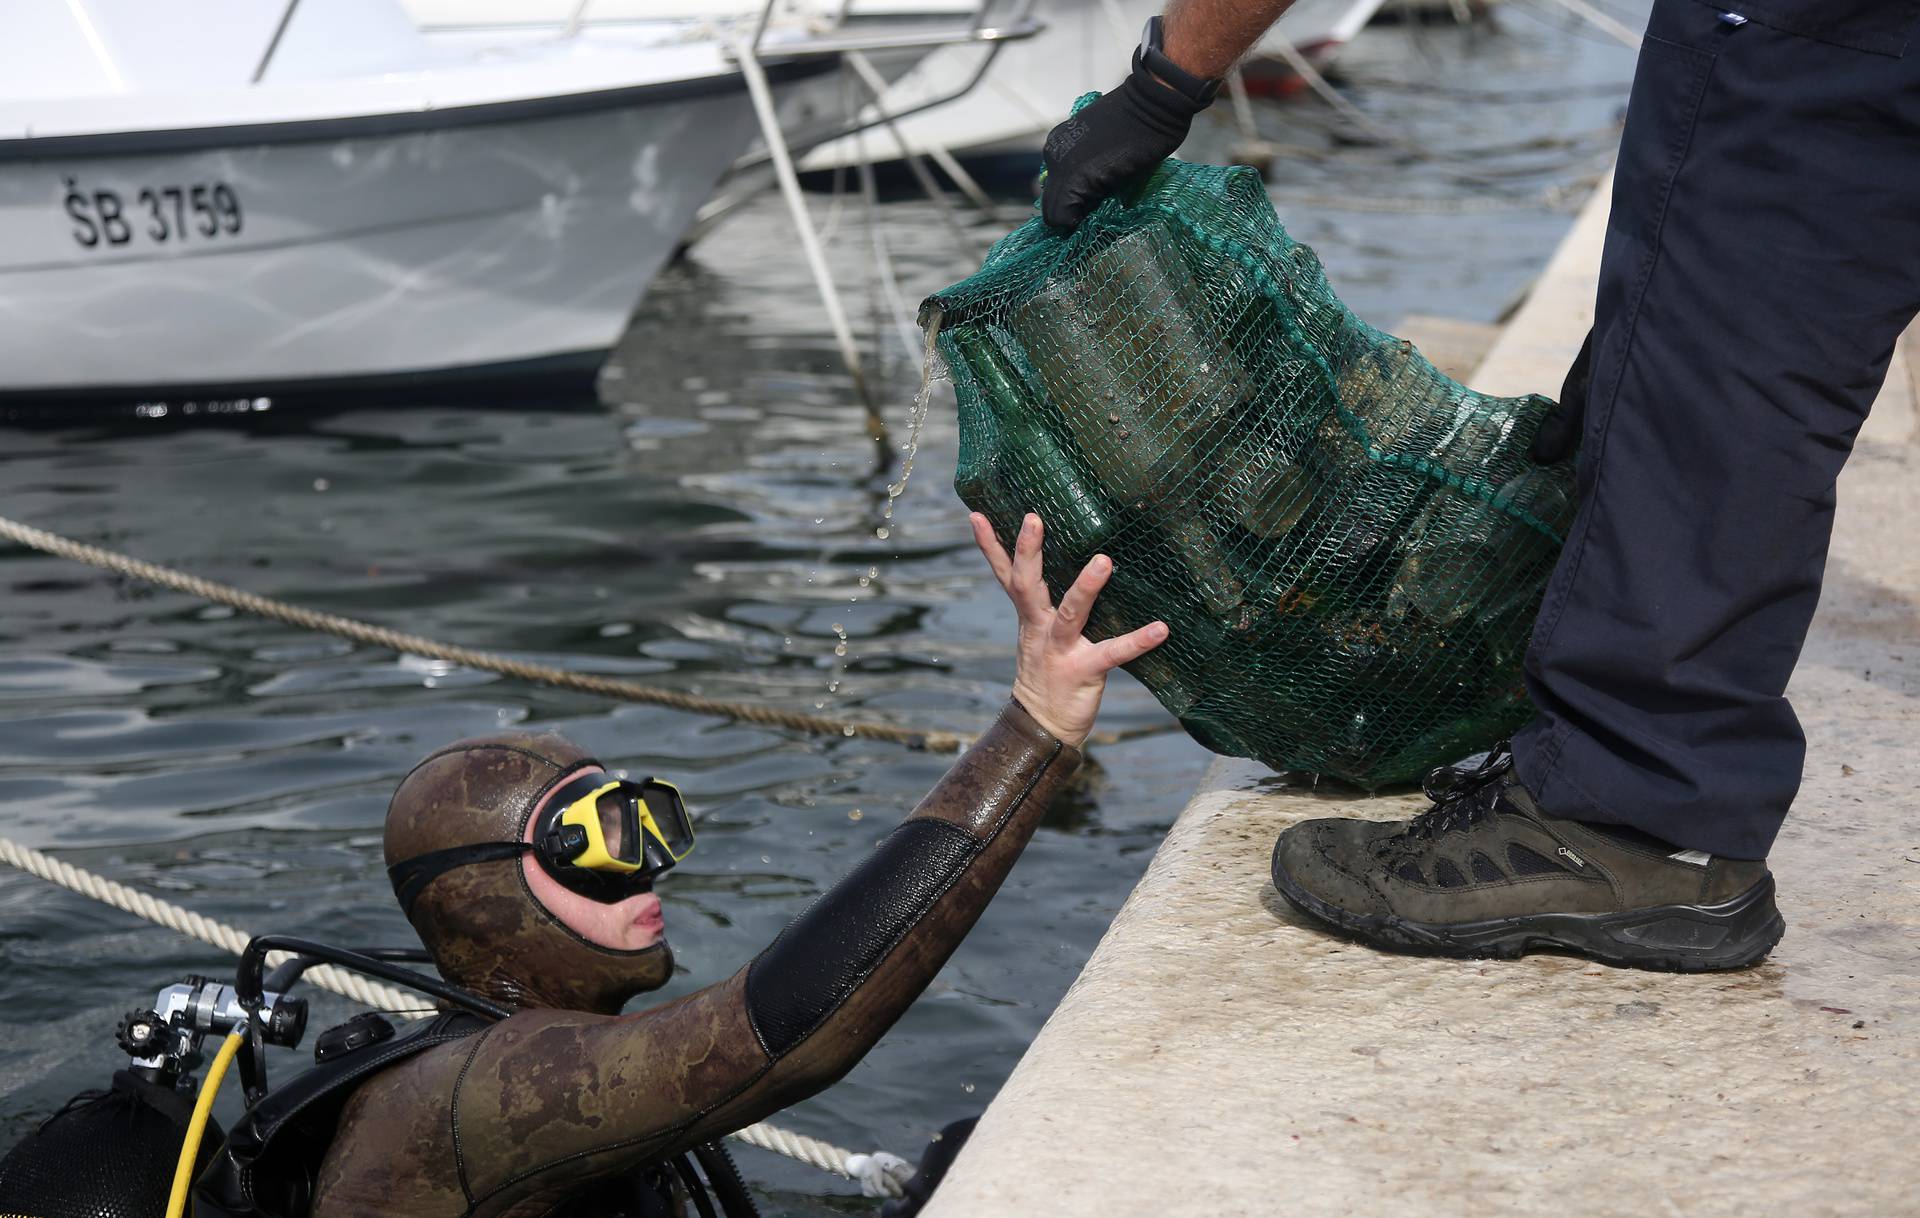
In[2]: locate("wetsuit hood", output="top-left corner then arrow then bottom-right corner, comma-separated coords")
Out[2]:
384,732 -> 674,1014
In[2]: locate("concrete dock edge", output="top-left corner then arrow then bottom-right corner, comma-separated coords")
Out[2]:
922,180 -> 1920,1217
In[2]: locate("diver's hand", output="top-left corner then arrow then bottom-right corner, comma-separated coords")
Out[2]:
1040,62 -> 1207,230
971,512 -> 1169,749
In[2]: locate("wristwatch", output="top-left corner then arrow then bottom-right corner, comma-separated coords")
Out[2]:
1137,15 -> 1223,107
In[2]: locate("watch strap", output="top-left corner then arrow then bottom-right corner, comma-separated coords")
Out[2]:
1137,15 -> 1222,107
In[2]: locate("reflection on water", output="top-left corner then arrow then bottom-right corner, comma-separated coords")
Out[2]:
0,9 -> 1638,1212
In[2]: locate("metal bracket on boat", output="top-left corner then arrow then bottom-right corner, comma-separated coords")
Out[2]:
688,0 -> 1038,253
719,0 -> 1043,451
841,49 -> 998,222
743,0 -> 1040,58
719,0 -> 1040,458
727,0 -> 1040,191
729,20 -> 889,454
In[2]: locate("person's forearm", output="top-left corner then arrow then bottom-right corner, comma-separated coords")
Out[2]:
719,697 -> 1080,1118
1162,0 -> 1300,79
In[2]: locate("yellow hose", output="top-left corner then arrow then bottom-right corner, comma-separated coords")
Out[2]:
165,1030 -> 243,1218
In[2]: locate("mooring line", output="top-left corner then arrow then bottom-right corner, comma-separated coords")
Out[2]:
0,514 -> 1173,753
0,833 -> 913,1198
0,514 -> 973,749
0,503 -> 1167,745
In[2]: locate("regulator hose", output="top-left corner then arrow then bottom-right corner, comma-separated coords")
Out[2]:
235,935 -> 513,1021
166,1030 -> 243,1218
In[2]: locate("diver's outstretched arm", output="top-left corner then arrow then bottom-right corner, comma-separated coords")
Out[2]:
446,517 -> 1167,1211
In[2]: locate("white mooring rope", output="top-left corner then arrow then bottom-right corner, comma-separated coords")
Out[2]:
732,1125 -> 912,1198
0,837 -> 408,1013
0,835 -> 907,1198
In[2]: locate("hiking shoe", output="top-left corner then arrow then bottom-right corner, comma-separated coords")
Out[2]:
1269,746 -> 1786,971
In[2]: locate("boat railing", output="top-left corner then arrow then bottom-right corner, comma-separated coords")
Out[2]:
719,0 -> 1042,458
722,0 -> 1041,179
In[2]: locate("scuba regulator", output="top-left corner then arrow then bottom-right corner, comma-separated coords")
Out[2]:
119,976 -> 309,1085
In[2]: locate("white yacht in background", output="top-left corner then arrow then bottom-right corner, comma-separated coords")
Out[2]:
801,0 -> 1388,174
0,0 -> 1002,410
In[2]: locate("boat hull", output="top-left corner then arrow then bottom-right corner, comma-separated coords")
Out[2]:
0,84 -> 763,404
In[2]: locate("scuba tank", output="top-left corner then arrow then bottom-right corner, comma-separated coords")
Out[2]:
0,937 -> 760,1218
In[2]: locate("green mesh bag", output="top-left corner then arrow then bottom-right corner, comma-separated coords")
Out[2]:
921,155 -> 1576,788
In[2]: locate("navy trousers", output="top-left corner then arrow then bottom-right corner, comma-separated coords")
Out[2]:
1511,0 -> 1920,859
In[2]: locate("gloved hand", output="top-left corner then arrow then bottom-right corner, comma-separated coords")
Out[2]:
1530,327 -> 1593,463
1040,50 -> 1211,230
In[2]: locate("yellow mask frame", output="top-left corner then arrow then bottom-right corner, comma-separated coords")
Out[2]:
531,773 -> 696,902
555,778 -> 694,872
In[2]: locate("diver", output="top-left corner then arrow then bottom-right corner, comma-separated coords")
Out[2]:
279,512 -> 1161,1216
0,513 -> 1162,1218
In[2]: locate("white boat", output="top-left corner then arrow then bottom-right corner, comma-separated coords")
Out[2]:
0,0 -> 929,409
801,0 -> 1387,173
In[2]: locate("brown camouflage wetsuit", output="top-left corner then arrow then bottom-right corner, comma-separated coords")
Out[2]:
313,701 -> 1077,1217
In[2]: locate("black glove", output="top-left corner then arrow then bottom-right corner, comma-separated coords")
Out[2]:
1040,48 -> 1211,231
1530,327 -> 1593,464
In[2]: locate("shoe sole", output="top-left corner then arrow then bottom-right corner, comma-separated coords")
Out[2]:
1270,843 -> 1786,972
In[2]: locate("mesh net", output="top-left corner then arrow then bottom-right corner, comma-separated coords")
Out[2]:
922,153 -> 1575,788
0,1074 -> 207,1218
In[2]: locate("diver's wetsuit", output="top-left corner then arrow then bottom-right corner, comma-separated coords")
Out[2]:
313,701 -> 1077,1217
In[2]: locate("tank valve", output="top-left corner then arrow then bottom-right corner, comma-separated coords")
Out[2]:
115,1008 -> 169,1058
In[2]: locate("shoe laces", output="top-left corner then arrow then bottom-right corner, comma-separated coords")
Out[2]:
1404,742 -> 1515,840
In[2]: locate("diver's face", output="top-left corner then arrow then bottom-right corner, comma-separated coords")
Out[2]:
520,766 -> 668,951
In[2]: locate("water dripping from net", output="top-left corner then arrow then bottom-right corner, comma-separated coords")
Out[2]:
818,314 -> 941,722
875,309 -> 943,543
818,620 -> 851,713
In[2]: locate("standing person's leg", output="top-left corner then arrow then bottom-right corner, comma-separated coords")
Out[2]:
1270,0 -> 1920,969
1513,0 -> 1920,861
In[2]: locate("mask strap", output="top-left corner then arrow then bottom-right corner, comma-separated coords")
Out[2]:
388,842 -> 529,918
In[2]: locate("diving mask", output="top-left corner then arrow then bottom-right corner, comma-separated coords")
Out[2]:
530,771 -> 695,901
388,769 -> 695,915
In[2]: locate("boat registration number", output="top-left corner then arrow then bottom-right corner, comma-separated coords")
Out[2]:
63,178 -> 245,249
